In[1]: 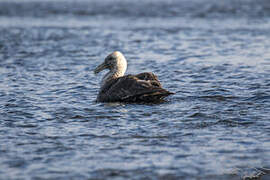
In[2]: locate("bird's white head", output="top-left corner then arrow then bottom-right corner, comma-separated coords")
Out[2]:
94,51 -> 127,75
94,51 -> 127,83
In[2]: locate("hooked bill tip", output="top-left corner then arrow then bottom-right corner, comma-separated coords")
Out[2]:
94,62 -> 107,75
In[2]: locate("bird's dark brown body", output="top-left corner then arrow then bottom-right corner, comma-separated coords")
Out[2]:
97,72 -> 173,102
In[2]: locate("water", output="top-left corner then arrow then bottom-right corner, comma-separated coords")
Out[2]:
0,0 -> 270,179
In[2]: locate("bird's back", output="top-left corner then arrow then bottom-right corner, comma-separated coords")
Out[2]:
97,72 -> 174,102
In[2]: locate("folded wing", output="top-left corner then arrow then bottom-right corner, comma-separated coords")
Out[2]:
97,72 -> 173,102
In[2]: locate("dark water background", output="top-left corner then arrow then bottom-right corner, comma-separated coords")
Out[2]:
0,0 -> 270,179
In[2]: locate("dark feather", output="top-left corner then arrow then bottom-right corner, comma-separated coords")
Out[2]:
97,72 -> 174,102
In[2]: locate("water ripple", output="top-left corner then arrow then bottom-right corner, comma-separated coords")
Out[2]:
0,1 -> 270,179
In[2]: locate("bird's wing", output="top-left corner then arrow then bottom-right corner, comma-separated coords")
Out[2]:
135,72 -> 162,87
99,75 -> 172,102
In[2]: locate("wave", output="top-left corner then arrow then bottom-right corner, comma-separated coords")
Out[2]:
0,0 -> 270,18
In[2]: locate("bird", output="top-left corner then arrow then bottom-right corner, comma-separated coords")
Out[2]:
94,51 -> 174,102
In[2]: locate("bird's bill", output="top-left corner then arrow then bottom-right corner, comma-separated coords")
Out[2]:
94,62 -> 107,74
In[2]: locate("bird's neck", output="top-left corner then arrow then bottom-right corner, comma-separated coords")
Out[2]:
101,66 -> 126,87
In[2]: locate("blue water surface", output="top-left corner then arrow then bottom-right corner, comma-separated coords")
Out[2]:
0,0 -> 270,179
